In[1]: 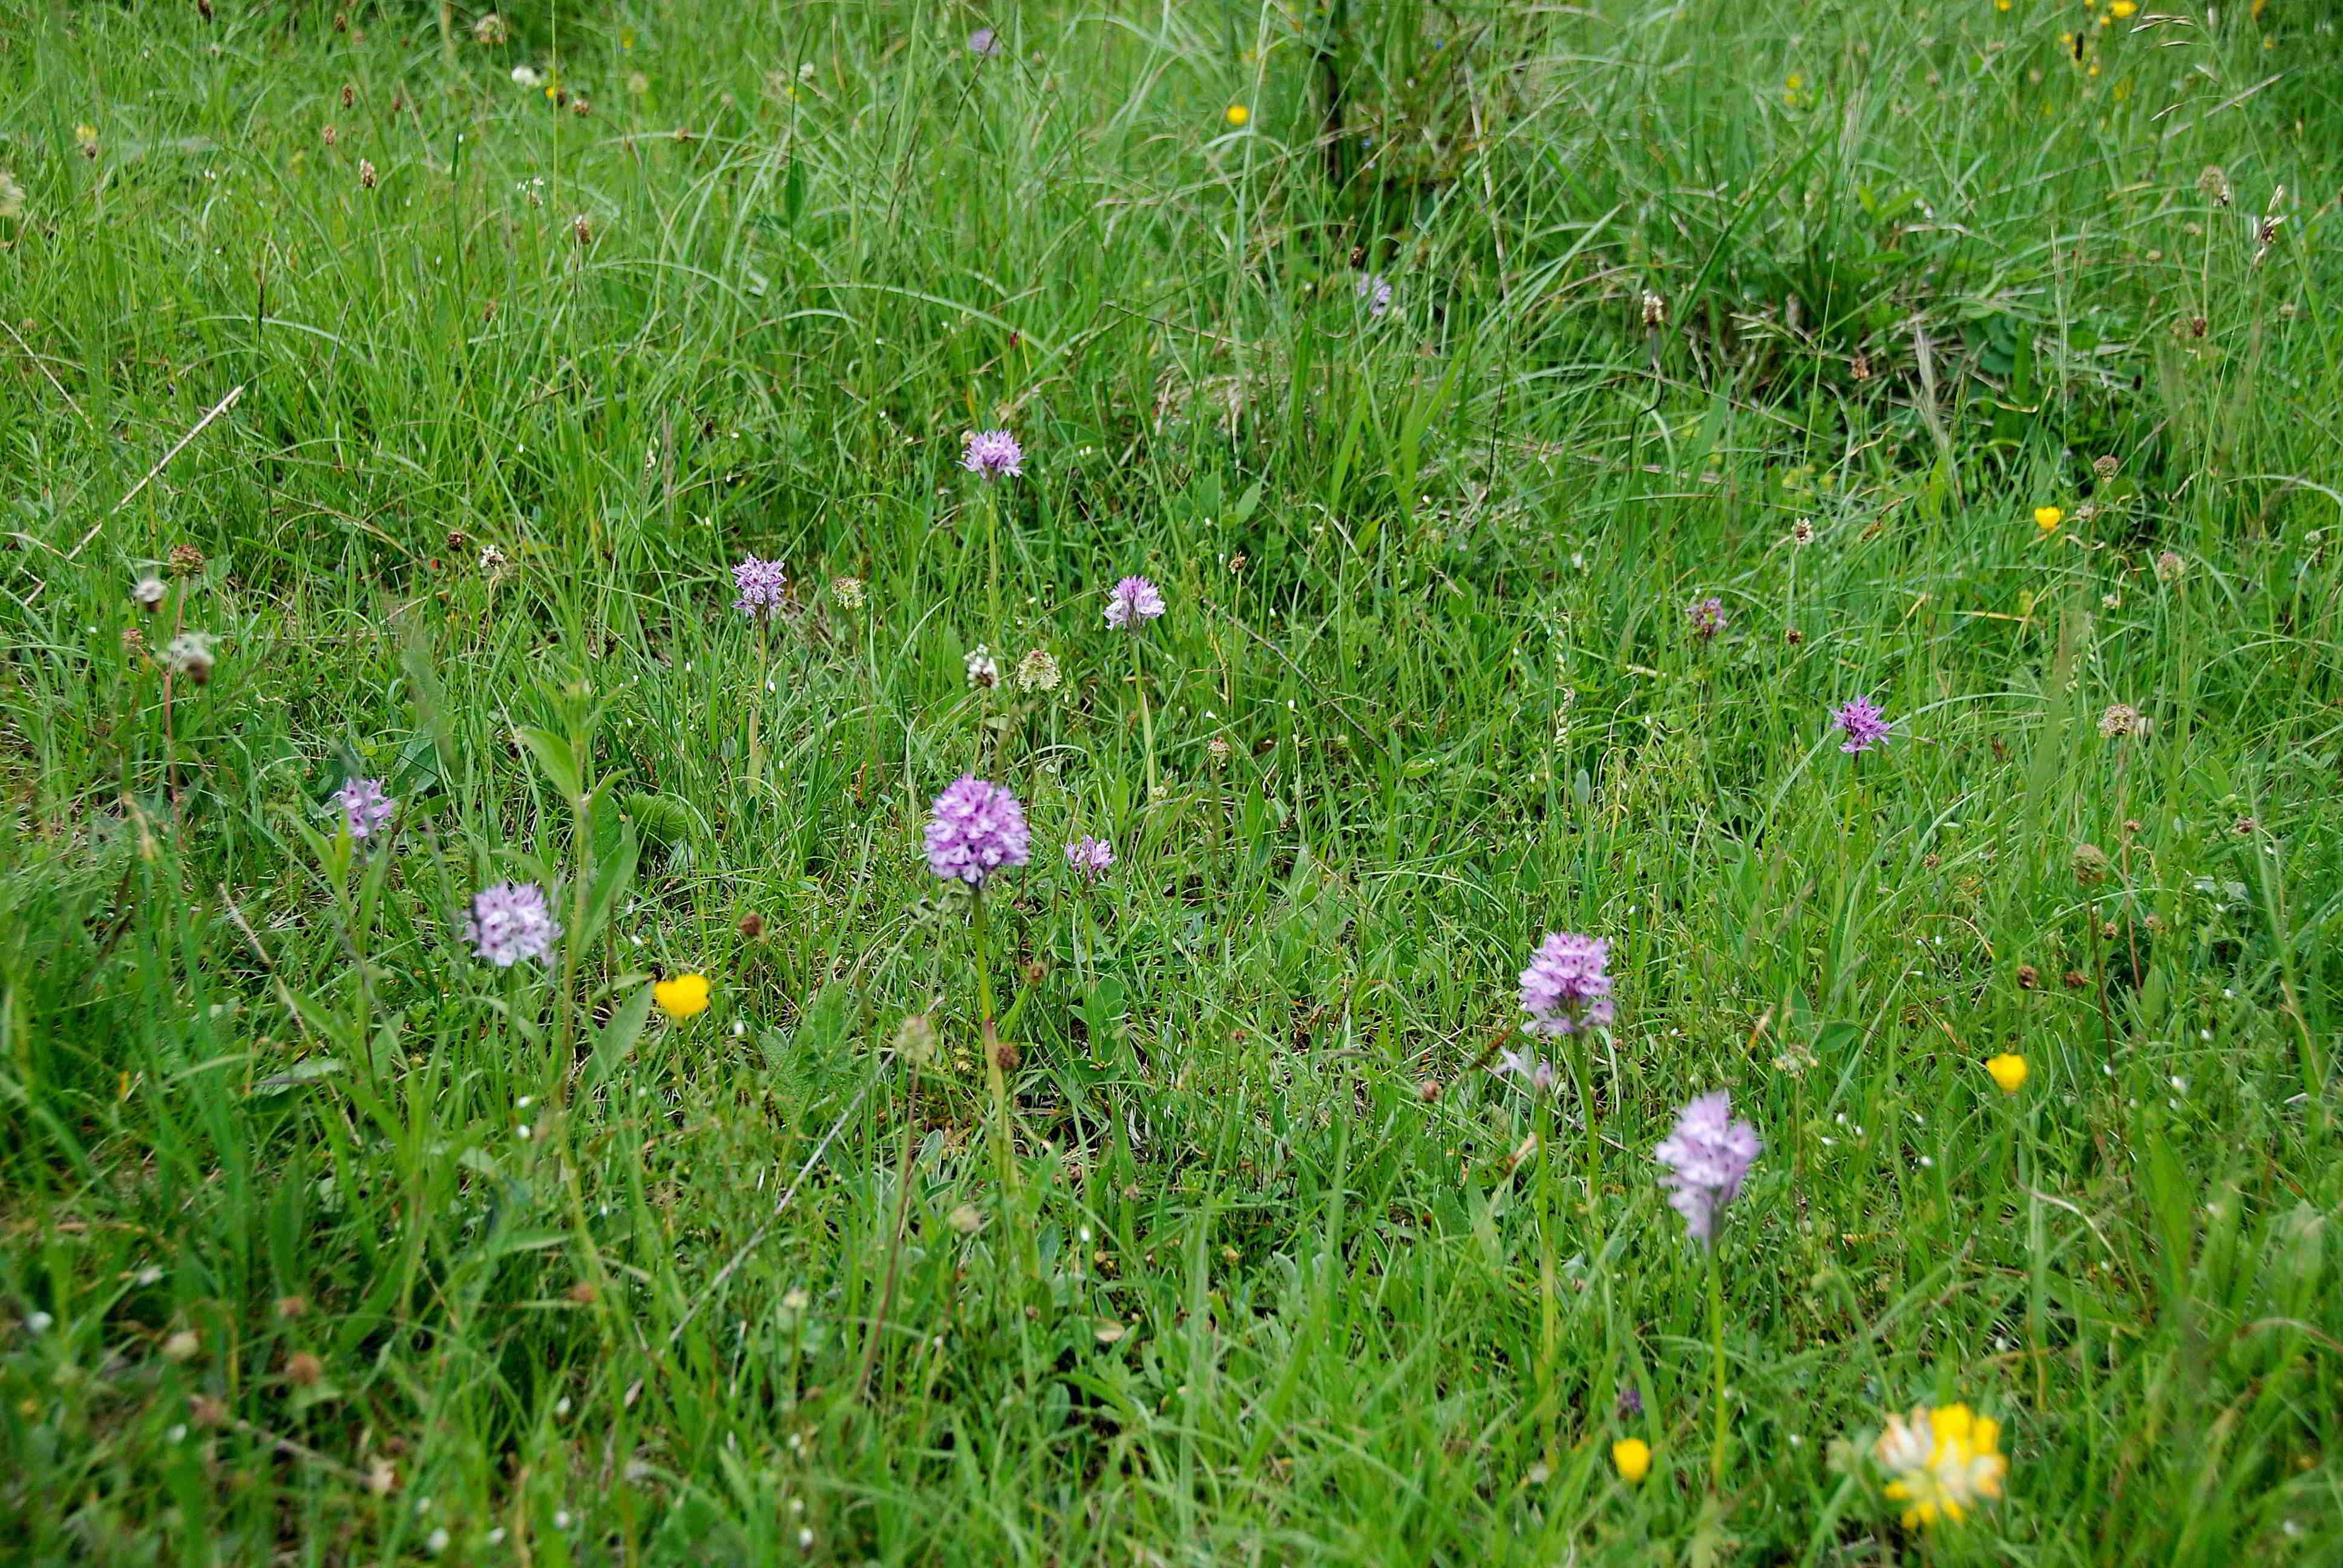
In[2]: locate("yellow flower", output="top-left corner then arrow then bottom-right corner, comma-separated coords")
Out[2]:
1878,1403 -> 2007,1528
1785,73 -> 1804,91
2111,0 -> 2137,15
1995,0 -> 2011,10
1224,104 -> 1250,127
1986,1053 -> 2028,1094
1611,1437 -> 1652,1484
74,123 -> 97,145
654,973 -> 712,1019
2033,505 -> 2064,532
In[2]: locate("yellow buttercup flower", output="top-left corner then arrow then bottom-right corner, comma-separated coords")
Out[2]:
1986,1053 -> 2028,1094
1224,104 -> 1250,127
1876,1402 -> 2007,1528
1611,1437 -> 1652,1484
654,973 -> 712,1019
2111,0 -> 2137,16
2033,506 -> 2064,532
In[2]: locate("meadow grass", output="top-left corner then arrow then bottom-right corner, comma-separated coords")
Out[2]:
2,1 -> 2341,1561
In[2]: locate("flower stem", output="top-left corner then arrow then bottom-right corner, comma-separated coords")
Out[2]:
1132,634 -> 1158,806
985,485 -> 1002,647
1708,1242 -> 1728,1491
974,892 -> 1023,1267
748,616 -> 767,786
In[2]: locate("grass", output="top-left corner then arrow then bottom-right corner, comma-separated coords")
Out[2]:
2,0 -> 2341,1561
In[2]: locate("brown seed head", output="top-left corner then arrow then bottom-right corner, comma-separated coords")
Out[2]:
285,1351 -> 324,1387
737,912 -> 765,939
2016,964 -> 2040,990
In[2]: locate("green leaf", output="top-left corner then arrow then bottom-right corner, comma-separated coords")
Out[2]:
248,1059 -> 347,1096
589,983 -> 656,1087
575,823 -> 638,948
513,726 -> 583,802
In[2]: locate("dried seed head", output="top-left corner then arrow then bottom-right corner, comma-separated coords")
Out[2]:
565,1281 -> 598,1304
2061,969 -> 2089,990
1014,647 -> 1061,692
168,543 -> 205,577
893,1012 -> 937,1068
285,1350 -> 324,1387
737,912 -> 765,939
1640,290 -> 1667,328
358,158 -> 377,189
275,1295 -> 309,1319
571,214 -> 592,245
340,82 -> 355,108
2016,964 -> 2040,990
1791,518 -> 1816,546
321,123 -> 338,146
1849,351 -> 1872,382
2094,454 -> 2118,479
2198,165 -> 2233,206
2072,842 -> 2112,885
2154,550 -> 2185,583
2098,703 -> 2145,739
164,632 -> 217,684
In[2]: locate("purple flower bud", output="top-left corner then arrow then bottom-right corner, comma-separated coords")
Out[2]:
1832,696 -> 1893,754
1065,834 -> 1114,880
1519,931 -> 1614,1036
1104,575 -> 1164,630
1686,596 -> 1726,639
336,777 -> 396,839
1654,1089 -> 1761,1247
923,776 -> 1031,886
961,429 -> 1023,479
732,556 -> 788,619
465,881 -> 560,967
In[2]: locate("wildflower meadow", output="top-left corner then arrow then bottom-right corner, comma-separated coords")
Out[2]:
4,2 -> 2342,1562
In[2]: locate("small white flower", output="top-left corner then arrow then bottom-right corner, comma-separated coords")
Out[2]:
513,65 -> 544,87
